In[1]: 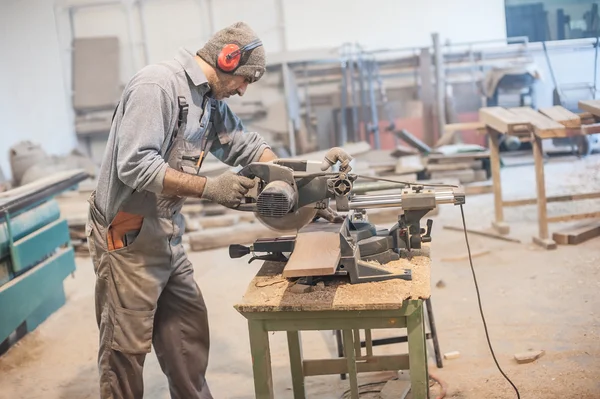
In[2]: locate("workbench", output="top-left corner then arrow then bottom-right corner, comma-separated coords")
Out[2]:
0,170 -> 88,352
445,104 -> 600,249
234,251 -> 432,399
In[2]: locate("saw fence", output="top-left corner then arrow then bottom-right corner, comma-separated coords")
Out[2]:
446,102 -> 600,249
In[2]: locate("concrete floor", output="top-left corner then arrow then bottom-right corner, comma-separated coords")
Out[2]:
1,154 -> 600,398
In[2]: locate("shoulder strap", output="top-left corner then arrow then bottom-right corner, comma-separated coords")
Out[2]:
160,96 -> 188,157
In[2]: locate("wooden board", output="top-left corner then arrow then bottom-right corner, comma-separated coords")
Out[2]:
538,106 -> 581,128
479,107 -> 530,135
426,162 -> 473,172
443,121 -> 486,133
426,151 -> 490,162
463,181 -> 493,195
282,231 -> 340,278
578,100 -> 600,117
552,220 -> 600,245
509,107 -> 566,138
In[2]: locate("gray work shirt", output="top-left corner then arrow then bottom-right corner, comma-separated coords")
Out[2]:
94,48 -> 270,223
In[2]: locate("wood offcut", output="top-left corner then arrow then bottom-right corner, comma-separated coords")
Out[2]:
282,231 -> 340,278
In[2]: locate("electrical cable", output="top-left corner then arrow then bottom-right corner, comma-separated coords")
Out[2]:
459,204 -> 521,399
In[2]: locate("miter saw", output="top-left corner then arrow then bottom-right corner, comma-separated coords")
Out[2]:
228,158 -> 465,284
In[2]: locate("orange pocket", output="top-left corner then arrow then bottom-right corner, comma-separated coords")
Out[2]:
107,212 -> 144,251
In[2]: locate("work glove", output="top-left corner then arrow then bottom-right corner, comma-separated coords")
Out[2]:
201,172 -> 256,208
321,147 -> 353,173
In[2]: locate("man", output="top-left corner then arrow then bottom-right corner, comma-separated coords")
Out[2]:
87,22 -> 349,399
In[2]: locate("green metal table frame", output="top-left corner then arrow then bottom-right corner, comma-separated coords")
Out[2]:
238,299 -> 429,399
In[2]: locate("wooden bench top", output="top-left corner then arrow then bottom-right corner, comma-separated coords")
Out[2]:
578,100 -> 600,117
234,253 -> 431,314
539,106 -> 581,128
478,106 -> 580,138
479,107 -> 530,135
508,107 -> 567,138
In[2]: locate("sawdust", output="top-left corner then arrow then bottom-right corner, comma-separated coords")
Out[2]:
235,255 -> 431,313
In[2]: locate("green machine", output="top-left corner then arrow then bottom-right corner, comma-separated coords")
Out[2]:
0,170 -> 88,353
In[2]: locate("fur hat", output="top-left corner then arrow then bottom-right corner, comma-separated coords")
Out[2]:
197,22 -> 266,83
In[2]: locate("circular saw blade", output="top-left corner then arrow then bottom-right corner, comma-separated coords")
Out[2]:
256,205 -> 318,232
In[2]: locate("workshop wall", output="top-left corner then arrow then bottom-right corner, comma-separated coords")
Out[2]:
0,0 -> 76,180
282,0 -> 508,51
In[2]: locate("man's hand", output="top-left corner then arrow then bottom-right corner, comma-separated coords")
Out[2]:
320,147 -> 353,172
315,207 -> 345,223
201,172 -> 256,208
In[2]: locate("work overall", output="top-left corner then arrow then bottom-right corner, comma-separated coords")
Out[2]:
87,96 -> 215,399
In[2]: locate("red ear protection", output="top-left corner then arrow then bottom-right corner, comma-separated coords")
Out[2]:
217,44 -> 242,72
216,39 -> 263,73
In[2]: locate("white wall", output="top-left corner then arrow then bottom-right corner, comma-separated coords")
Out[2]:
283,0 -> 507,51
1,0 -> 508,179
0,0 -> 76,180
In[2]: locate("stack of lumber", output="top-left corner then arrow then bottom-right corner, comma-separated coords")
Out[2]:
423,145 -> 491,193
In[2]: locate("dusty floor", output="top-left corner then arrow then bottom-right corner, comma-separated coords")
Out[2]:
1,153 -> 600,398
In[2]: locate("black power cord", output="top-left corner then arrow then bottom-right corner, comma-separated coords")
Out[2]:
460,204 -> 521,399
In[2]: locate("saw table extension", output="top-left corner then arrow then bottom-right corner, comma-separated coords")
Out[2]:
234,249 -> 432,399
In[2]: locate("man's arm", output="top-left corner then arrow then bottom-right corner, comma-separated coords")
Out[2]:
162,168 -> 207,197
209,101 -> 272,166
258,148 -> 278,162
115,83 -> 173,193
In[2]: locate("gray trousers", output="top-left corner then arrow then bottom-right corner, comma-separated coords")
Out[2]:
87,195 -> 213,399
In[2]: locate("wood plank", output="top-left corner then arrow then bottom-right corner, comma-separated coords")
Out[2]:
581,123 -> 600,135
443,225 -> 521,243
463,181 -> 493,195
426,151 -> 490,161
430,169 -> 476,184
578,100 -> 600,117
509,107 -> 566,138
479,107 -> 530,134
426,162 -> 473,172
552,220 -> 600,245
531,135 -> 549,239
514,350 -> 545,364
302,355 -> 409,376
488,129 -> 505,230
188,223 -> 286,252
503,191 -> 600,207
547,211 -> 600,223
282,231 -> 340,278
443,121 -> 486,132
539,106 -> 581,128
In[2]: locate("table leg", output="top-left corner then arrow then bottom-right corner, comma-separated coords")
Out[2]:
287,331 -> 306,398
531,134 -> 557,250
425,298 -> 443,368
407,301 -> 429,399
353,329 -> 361,357
342,329 -> 359,399
248,320 -> 274,399
365,329 -> 373,357
488,128 -> 509,235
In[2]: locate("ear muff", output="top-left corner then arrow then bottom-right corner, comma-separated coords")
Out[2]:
216,39 -> 263,73
217,44 -> 242,72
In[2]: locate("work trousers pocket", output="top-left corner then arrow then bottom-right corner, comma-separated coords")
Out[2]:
111,306 -> 156,355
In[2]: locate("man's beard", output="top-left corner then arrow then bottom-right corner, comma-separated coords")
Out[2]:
209,77 -> 235,99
